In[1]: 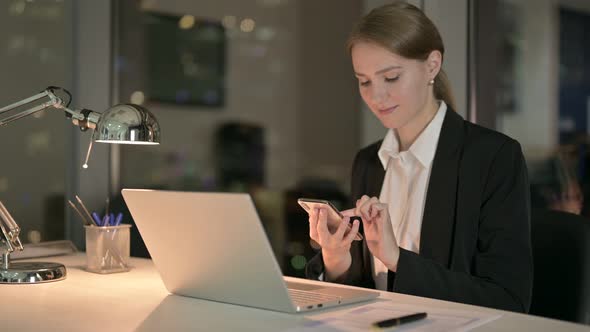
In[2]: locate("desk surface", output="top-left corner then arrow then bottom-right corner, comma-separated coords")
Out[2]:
1,254 -> 587,331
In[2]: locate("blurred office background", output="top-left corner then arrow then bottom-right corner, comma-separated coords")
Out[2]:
1,0 -> 590,324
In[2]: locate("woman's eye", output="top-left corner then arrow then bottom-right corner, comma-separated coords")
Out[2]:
385,76 -> 399,82
359,81 -> 370,87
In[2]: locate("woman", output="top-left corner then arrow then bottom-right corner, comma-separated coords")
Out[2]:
305,2 -> 533,313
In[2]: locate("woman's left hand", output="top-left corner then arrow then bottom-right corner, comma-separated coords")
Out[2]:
354,195 -> 400,271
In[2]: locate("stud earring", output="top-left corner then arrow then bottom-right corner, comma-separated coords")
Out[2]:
428,79 -> 435,85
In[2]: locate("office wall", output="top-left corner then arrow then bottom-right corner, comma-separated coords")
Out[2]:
297,1 -> 362,185
0,1 -> 71,241
117,0 -> 299,191
477,0 -> 590,160
117,0 -> 361,192
424,0 -> 468,119
67,0 -> 113,248
495,0 -> 557,158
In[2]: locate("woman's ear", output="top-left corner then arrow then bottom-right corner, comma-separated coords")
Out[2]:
426,50 -> 442,80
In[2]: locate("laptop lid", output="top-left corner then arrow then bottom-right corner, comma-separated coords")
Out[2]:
121,189 -> 296,312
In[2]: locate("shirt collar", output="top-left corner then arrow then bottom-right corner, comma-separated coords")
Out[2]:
377,101 -> 447,169
378,129 -> 398,170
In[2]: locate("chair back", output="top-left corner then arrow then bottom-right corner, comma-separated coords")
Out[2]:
530,209 -> 590,324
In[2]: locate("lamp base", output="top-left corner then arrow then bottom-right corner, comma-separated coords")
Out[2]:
0,262 -> 66,283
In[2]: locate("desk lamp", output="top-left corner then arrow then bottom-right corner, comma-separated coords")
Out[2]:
0,86 -> 160,283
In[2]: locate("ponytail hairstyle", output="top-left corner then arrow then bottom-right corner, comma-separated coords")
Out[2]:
347,1 -> 457,111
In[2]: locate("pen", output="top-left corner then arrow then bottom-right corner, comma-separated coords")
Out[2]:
102,214 -> 110,227
372,312 -> 427,329
67,200 -> 92,226
92,212 -> 103,226
114,212 -> 123,226
75,195 -> 96,226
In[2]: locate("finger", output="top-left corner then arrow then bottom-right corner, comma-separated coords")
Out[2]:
343,219 -> 360,243
309,209 -> 319,241
356,195 -> 370,209
334,216 -> 350,239
358,198 -> 373,221
361,214 -> 373,231
341,208 -> 356,217
368,197 -> 380,219
308,207 -> 318,224
355,196 -> 369,213
308,207 -> 317,223
373,202 -> 389,221
374,203 -> 392,234
355,195 -> 370,218
316,208 -> 331,241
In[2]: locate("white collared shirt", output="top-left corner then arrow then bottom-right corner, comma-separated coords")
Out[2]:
372,101 -> 447,291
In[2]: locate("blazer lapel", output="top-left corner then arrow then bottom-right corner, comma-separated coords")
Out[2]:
419,110 -> 464,266
365,149 -> 385,198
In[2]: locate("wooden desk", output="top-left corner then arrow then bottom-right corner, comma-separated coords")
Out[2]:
1,254 -> 587,331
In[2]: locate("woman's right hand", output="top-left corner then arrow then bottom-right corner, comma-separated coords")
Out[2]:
309,207 -> 360,280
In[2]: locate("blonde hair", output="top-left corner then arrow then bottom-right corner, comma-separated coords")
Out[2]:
347,1 -> 457,111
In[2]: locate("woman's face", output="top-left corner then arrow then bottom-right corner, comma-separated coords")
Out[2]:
351,41 -> 438,130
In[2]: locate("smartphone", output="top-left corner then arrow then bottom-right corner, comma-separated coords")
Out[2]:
298,198 -> 363,241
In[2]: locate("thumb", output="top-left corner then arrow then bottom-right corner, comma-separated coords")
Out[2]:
374,203 -> 388,217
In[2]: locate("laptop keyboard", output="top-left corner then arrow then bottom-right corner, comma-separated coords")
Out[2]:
288,288 -> 341,306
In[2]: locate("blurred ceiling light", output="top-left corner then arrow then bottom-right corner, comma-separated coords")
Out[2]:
240,18 -> 256,33
178,15 -> 195,30
222,15 -> 236,29
130,91 -> 146,105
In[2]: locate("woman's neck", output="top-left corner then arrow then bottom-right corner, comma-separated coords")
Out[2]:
396,98 -> 440,151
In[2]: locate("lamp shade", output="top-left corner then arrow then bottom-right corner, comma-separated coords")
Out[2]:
93,104 -> 160,144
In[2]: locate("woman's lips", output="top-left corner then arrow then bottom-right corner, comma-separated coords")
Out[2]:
378,105 -> 398,115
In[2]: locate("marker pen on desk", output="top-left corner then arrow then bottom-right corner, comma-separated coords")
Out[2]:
372,312 -> 427,329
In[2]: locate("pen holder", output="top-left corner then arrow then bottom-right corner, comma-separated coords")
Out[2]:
85,225 -> 131,274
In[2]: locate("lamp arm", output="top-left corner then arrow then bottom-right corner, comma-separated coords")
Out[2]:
0,201 -> 23,257
0,88 -> 100,131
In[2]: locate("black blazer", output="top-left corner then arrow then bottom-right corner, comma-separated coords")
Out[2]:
306,109 -> 533,313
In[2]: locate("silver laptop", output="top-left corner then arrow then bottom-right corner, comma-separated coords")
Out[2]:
121,189 -> 378,313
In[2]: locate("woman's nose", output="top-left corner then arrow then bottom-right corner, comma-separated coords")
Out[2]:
370,84 -> 388,104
